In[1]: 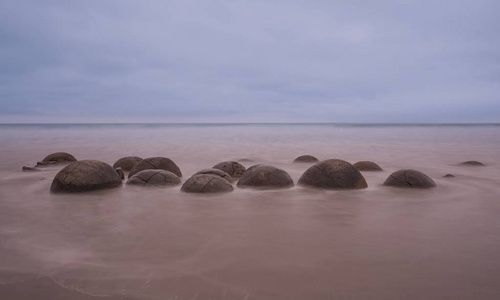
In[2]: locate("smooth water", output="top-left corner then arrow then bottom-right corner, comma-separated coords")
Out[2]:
0,124 -> 499,299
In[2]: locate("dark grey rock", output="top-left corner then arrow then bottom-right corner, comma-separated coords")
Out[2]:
50,160 -> 122,193
293,155 -> 319,163
37,152 -> 77,166
22,166 -> 41,172
212,161 -> 246,178
383,169 -> 436,188
443,174 -> 455,178
459,161 -> 485,166
195,168 -> 234,183
181,174 -> 233,193
127,170 -> 181,187
298,159 -> 368,190
128,157 -> 182,178
115,167 -> 125,180
353,161 -> 383,171
113,156 -> 143,172
237,165 -> 294,189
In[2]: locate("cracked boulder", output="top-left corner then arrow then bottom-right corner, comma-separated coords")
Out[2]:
127,170 -> 181,187
181,174 -> 233,193
459,161 -> 485,166
293,155 -> 319,163
37,152 -> 77,166
50,160 -> 122,193
383,169 -> 436,189
298,159 -> 367,189
212,161 -> 246,178
195,168 -> 234,183
353,161 -> 383,171
128,157 -> 182,178
237,165 -> 294,189
113,156 -> 143,172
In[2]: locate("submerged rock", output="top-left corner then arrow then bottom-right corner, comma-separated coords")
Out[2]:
383,169 -> 436,188
50,160 -> 122,193
443,174 -> 455,178
113,156 -> 143,172
459,161 -> 485,166
298,159 -> 367,189
127,170 -> 181,187
237,165 -> 294,189
293,155 -> 319,163
181,174 -> 233,193
195,168 -> 234,183
22,166 -> 41,172
37,152 -> 77,166
213,161 -> 246,178
353,161 -> 383,171
128,157 -> 182,178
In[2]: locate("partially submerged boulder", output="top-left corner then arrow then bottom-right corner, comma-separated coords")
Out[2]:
383,169 -> 436,189
237,165 -> 294,189
50,160 -> 122,193
127,170 -> 181,187
195,168 -> 234,183
181,174 -> 233,193
113,156 -> 143,172
353,161 -> 383,171
443,174 -> 455,178
293,155 -> 319,163
37,152 -> 77,166
128,157 -> 182,178
298,159 -> 367,189
213,161 -> 246,178
459,161 -> 485,166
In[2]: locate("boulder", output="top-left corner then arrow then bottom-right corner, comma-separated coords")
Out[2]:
383,169 -> 436,188
298,159 -> 367,189
37,152 -> 77,166
195,168 -> 234,183
113,156 -> 143,172
212,161 -> 246,178
293,155 -> 319,163
459,161 -> 485,166
127,170 -> 181,187
237,165 -> 294,189
353,161 -> 383,171
181,174 -> 233,193
128,157 -> 182,178
50,160 -> 122,193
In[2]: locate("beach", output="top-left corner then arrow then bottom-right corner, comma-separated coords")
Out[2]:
1,123 -> 499,299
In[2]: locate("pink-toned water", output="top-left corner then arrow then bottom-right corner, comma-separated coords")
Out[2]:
1,124 -> 499,299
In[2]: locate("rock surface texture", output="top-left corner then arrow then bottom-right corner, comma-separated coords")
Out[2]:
237,165 -> 294,189
37,152 -> 77,166
459,161 -> 485,166
128,157 -> 182,178
113,156 -> 143,172
212,161 -> 246,178
181,174 -> 233,193
127,170 -> 181,187
195,168 -> 234,183
50,160 -> 122,193
293,155 -> 319,163
353,161 -> 383,171
298,159 -> 368,189
383,169 -> 436,188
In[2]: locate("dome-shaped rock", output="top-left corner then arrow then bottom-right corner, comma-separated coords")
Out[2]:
237,165 -> 294,189
298,159 -> 367,189
127,170 -> 181,187
293,155 -> 319,163
383,169 -> 436,189
181,174 -> 233,193
353,161 -> 383,171
37,152 -> 77,166
128,157 -> 182,178
459,161 -> 485,166
212,161 -> 246,178
113,156 -> 143,172
50,160 -> 122,193
195,168 -> 234,183
443,174 -> 455,178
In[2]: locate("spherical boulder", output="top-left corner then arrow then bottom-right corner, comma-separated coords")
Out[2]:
113,156 -> 143,172
181,174 -> 233,193
383,169 -> 436,189
353,161 -> 383,171
127,170 -> 181,187
293,155 -> 319,163
459,161 -> 485,166
237,165 -> 294,189
195,168 -> 234,183
298,159 -> 367,189
50,160 -> 122,193
212,161 -> 246,178
128,157 -> 182,178
37,152 -> 77,166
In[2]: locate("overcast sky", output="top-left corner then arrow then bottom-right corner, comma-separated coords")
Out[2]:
1,0 -> 499,123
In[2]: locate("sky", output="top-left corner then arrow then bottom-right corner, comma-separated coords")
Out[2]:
1,0 -> 499,123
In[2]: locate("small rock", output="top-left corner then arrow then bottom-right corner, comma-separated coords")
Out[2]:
113,156 -> 143,172
128,157 -> 182,178
22,166 -> 40,172
459,161 -> 485,166
115,167 -> 125,180
443,174 -> 455,178
181,174 -> 233,193
213,161 -> 246,178
293,155 -> 319,163
298,159 -> 367,190
195,168 -> 234,183
127,170 -> 181,187
353,161 -> 383,171
237,165 -> 294,189
384,169 -> 436,189
37,152 -> 77,166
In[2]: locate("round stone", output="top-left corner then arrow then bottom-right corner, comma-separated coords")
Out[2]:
195,168 -> 234,183
212,161 -> 246,178
128,157 -> 182,178
383,169 -> 436,188
353,161 -> 383,171
38,152 -> 77,166
113,156 -> 143,172
237,165 -> 294,189
181,174 -> 233,193
459,161 -> 485,166
293,155 -> 319,163
127,170 -> 181,187
50,160 -> 122,193
298,159 -> 368,189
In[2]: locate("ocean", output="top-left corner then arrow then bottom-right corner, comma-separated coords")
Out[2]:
0,123 -> 499,299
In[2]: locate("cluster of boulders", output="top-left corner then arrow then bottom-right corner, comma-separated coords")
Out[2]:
27,152 -> 487,194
